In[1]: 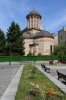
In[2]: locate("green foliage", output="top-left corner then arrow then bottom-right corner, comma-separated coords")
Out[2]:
64,42 -> 66,55
58,51 -> 65,61
6,21 -> 25,56
53,44 -> 64,55
37,53 -> 42,56
53,44 -> 66,60
0,29 -> 6,56
27,52 -> 33,56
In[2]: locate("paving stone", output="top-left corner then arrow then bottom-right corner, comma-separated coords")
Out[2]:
0,65 -> 20,99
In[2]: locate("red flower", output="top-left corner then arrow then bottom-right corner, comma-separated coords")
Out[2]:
48,89 -> 53,94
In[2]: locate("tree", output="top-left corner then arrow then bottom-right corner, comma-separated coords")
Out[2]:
53,44 -> 66,61
53,44 -> 65,55
6,21 -> 25,56
58,51 -> 65,61
64,41 -> 66,55
0,29 -> 6,56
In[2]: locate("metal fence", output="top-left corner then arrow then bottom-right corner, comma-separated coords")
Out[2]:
0,56 -> 59,62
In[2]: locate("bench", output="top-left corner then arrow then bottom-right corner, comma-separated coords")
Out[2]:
41,64 -> 50,73
20,61 -> 28,65
56,70 -> 66,81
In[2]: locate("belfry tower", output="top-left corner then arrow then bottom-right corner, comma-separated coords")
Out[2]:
22,9 -> 42,35
26,9 -> 42,29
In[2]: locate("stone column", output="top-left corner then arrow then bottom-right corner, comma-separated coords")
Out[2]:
33,16 -> 34,27
30,16 -> 31,28
31,17 -> 33,28
37,17 -> 38,28
38,17 -> 40,28
32,17 -> 33,27
38,17 -> 39,28
27,19 -> 29,28
35,17 -> 37,28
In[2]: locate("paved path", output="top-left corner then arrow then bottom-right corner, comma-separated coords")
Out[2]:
0,65 -> 20,99
46,65 -> 66,84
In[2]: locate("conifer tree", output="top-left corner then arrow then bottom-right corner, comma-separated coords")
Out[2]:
6,21 -> 25,56
0,29 -> 6,56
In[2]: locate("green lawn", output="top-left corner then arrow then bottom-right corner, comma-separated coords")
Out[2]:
15,64 -> 66,100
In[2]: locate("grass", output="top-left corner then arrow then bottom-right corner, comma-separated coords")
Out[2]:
15,64 -> 66,100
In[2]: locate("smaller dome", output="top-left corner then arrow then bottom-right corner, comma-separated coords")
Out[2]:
34,30 -> 52,37
23,33 -> 33,38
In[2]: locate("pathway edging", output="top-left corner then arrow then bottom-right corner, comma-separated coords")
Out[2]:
0,65 -> 23,100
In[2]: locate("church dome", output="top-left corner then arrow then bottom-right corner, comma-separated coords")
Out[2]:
23,33 -> 33,38
34,30 -> 52,37
26,9 -> 42,19
29,10 -> 39,15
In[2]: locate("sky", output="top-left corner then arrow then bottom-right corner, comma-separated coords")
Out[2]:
0,0 -> 66,35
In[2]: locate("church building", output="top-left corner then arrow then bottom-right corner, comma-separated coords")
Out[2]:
22,9 -> 58,56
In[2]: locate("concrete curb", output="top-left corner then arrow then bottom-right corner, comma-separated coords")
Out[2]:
0,65 -> 24,100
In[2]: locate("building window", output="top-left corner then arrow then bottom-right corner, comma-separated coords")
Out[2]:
34,18 -> 37,27
50,45 -> 52,54
61,36 -> 63,40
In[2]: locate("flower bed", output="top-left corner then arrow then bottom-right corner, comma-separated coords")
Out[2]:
15,64 -> 66,100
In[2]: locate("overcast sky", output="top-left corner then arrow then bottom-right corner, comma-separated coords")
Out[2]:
0,0 -> 66,34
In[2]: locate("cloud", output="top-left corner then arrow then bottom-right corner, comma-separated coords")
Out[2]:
0,0 -> 66,34
0,0 -> 15,19
0,0 -> 30,18
18,0 -> 30,13
0,0 -> 30,33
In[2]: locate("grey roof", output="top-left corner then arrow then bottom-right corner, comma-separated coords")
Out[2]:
23,33 -> 33,38
34,30 -> 52,37
26,9 -> 42,18
29,10 -> 39,15
23,30 -> 52,38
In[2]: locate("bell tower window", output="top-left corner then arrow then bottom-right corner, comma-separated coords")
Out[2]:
34,17 -> 36,27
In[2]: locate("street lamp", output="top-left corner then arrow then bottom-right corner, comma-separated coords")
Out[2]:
9,42 -> 11,65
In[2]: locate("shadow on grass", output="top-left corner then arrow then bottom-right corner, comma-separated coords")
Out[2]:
29,76 -> 34,79
45,94 -> 62,100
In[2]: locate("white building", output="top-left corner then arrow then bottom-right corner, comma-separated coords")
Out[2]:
22,9 -> 58,56
58,26 -> 66,44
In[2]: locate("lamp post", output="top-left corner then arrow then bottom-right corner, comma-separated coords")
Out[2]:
9,42 -> 11,65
